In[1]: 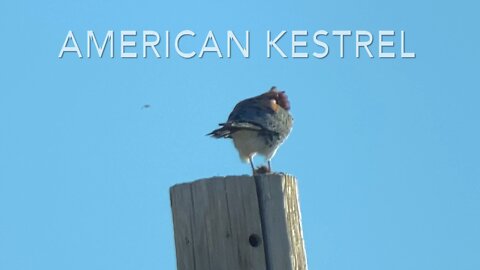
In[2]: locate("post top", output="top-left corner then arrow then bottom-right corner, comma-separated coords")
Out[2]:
170,173 -> 296,190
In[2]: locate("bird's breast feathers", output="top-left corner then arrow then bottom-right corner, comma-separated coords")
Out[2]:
230,129 -> 285,161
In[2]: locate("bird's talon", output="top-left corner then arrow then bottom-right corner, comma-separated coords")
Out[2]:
254,165 -> 271,175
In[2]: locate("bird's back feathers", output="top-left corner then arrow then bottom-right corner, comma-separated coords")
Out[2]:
209,87 -> 292,138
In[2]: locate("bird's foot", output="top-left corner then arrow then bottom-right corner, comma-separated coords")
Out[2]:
254,165 -> 271,175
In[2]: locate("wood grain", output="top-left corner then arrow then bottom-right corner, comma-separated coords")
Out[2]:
170,174 -> 307,270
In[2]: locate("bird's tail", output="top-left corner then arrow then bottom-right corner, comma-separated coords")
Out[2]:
207,122 -> 262,138
207,123 -> 232,138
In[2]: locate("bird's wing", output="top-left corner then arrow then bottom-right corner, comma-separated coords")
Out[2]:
228,97 -> 292,135
228,98 -> 274,128
222,121 -> 263,130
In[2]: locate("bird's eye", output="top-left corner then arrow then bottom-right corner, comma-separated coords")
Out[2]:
269,99 -> 279,112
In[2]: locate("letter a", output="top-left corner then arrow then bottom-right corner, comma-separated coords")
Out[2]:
59,31 -> 82,58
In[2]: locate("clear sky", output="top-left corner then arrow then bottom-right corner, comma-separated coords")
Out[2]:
1,0 -> 479,269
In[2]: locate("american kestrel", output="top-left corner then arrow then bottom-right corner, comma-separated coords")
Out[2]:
208,87 -> 293,174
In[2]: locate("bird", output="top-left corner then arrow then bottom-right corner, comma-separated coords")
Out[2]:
208,86 -> 293,175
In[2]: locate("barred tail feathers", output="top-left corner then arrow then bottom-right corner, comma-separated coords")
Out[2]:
207,122 -> 262,138
207,124 -> 232,138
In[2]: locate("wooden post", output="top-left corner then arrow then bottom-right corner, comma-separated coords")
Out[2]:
170,174 -> 307,270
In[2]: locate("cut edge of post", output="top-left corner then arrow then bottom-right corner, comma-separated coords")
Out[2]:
169,173 -> 307,270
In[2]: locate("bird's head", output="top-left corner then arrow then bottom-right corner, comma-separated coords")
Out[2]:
263,86 -> 291,111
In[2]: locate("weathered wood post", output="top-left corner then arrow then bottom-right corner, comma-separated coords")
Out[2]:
170,173 -> 307,270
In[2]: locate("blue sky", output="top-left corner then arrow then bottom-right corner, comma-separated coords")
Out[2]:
1,0 -> 479,269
